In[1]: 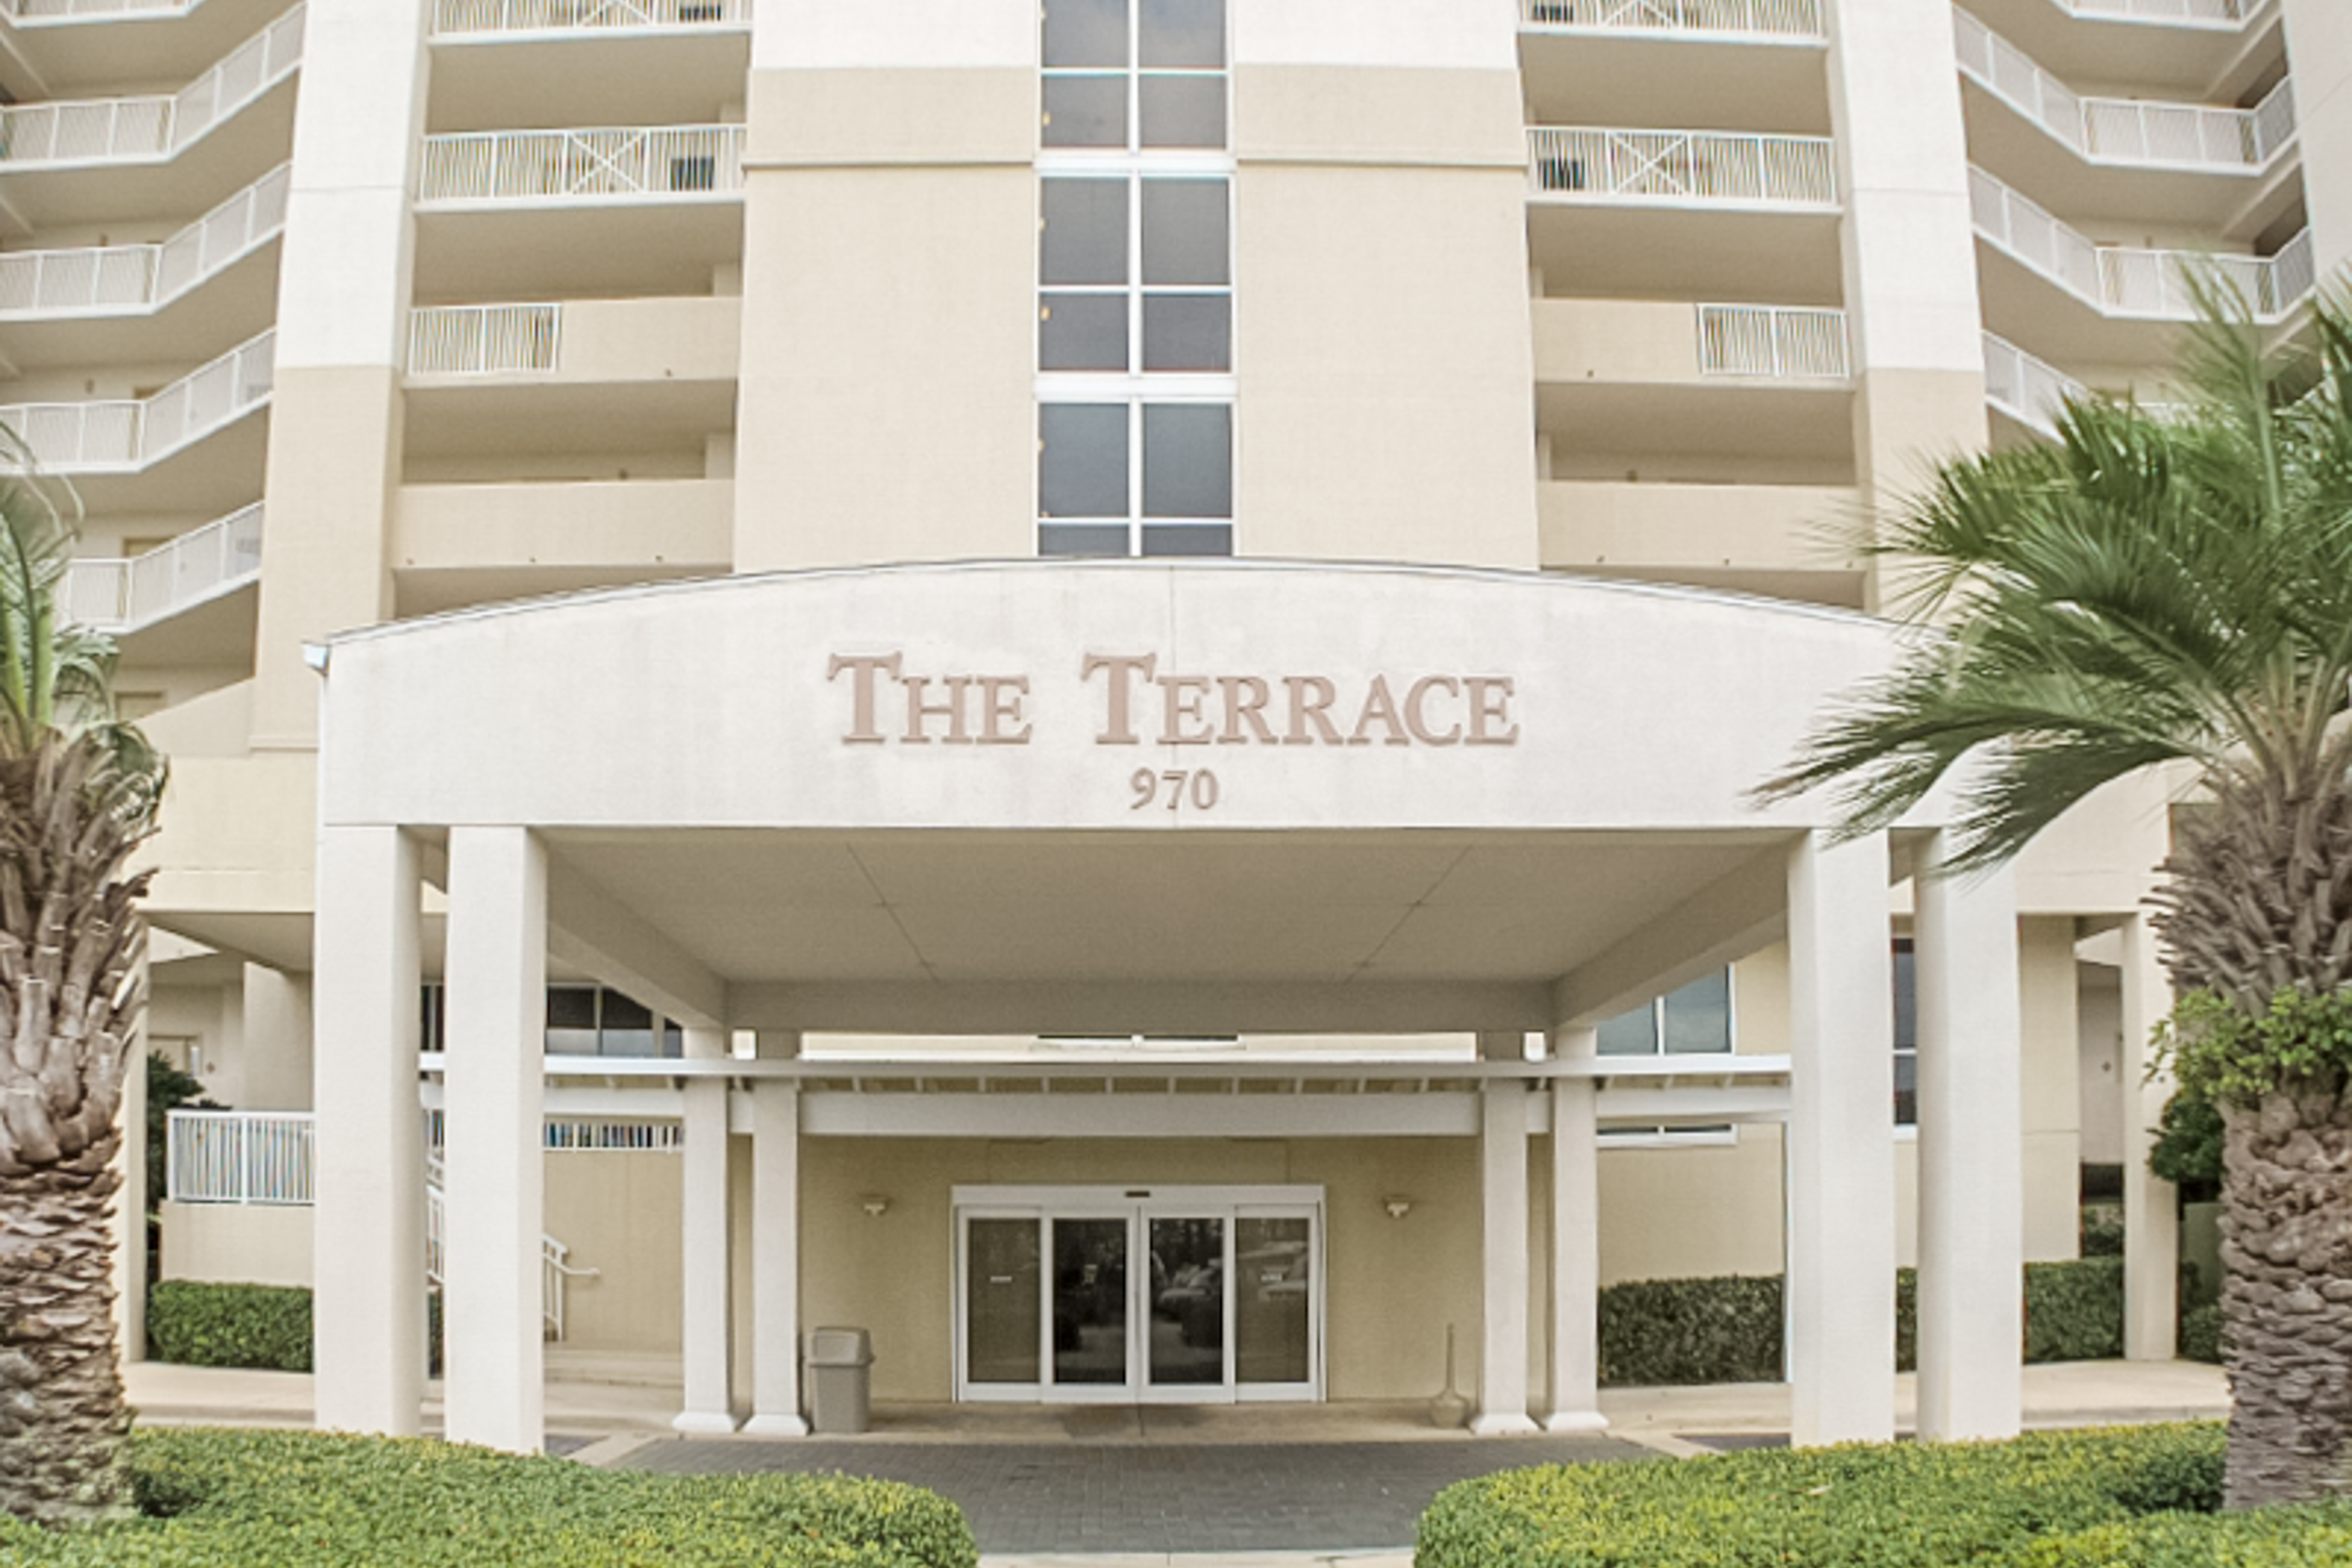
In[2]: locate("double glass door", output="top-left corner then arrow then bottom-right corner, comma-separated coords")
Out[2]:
957,1187 -> 1320,1402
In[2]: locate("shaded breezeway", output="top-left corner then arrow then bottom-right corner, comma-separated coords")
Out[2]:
617,1428 -> 1648,1553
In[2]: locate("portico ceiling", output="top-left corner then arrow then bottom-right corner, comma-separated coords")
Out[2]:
541,827 -> 1789,988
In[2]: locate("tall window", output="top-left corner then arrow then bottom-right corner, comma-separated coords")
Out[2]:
1892,940 -> 1918,1127
1038,0 -> 1234,558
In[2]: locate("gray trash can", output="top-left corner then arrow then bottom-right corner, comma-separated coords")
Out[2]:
804,1326 -> 874,1434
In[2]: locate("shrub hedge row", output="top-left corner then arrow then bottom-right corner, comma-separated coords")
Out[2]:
0,1428 -> 976,1568
146,1283 -> 445,1376
1598,1259 -> 2123,1387
1420,1423 -> 2352,1568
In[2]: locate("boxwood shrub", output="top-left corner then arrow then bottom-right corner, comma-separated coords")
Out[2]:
1418,1424 -> 2332,1568
0,1428 -> 976,1568
147,1282 -> 313,1373
1600,1259 -> 2124,1387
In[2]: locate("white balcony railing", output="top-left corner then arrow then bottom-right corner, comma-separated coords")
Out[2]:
432,0 -> 748,34
1955,10 -> 2291,169
1528,127 -> 1838,207
166,1109 -> 314,1205
1981,332 -> 2087,438
62,503 -> 263,632
2061,0 -> 2245,23
408,303 -> 563,374
1518,0 -> 1824,38
0,165 -> 290,318
418,125 -> 745,204
1697,304 -> 1849,378
0,328 -> 274,472
0,0 -> 207,20
0,7 -> 304,167
1970,167 -> 2313,320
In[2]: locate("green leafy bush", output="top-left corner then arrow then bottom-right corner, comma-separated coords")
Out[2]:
1599,1261 -> 2122,1387
2147,1091 -> 2225,1188
0,1428 -> 976,1568
2179,1302 -> 2223,1365
147,1282 -> 312,1372
1419,1425 -> 2267,1568
2160,987 -> 2352,1106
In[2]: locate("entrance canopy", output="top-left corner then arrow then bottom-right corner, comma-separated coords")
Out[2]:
314,559 -> 1948,1033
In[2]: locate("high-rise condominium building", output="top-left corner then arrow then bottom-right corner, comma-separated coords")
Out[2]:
2,0 -> 2327,1451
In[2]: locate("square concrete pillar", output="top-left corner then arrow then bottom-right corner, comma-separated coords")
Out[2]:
1914,840 -> 2023,1441
1546,1026 -> 1606,1432
2119,913 -> 2178,1359
1785,830 -> 1897,1446
313,825 -> 426,1436
442,826 -> 547,1454
746,1075 -> 808,1435
1472,1079 -> 1538,1435
676,1025 -> 738,1432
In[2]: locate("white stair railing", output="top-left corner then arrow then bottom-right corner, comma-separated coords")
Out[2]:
1982,332 -> 2088,439
0,165 -> 291,318
1970,166 -> 2312,321
432,0 -> 748,34
1696,304 -> 1849,378
1518,0 -> 1824,37
0,7 -> 304,166
421,1145 -> 592,1341
418,124 -> 745,203
408,303 -> 563,374
1954,10 -> 2290,168
0,329 -> 274,472
1527,126 -> 1838,207
63,502 -> 265,631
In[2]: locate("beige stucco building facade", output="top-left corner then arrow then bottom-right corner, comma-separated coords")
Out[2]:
2,0 -> 2327,1449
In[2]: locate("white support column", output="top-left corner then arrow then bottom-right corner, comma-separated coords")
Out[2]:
1913,840 -> 2023,1441
313,825 -> 425,1435
675,1025 -> 737,1432
745,1029 -> 807,1435
1546,1026 -> 1606,1432
1472,1079 -> 1538,1435
442,827 -> 547,1454
1785,830 -> 1897,1447
2119,913 -> 2178,1359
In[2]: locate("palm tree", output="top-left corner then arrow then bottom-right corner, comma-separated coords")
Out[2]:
0,427 -> 162,1526
1758,287 -> 2352,1509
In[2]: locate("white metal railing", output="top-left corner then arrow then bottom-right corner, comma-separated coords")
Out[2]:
0,166 -> 291,318
1954,10 -> 2291,169
0,330 -> 274,472
408,303 -> 563,374
1981,332 -> 2087,438
1518,0 -> 1823,37
1970,167 -> 2312,321
1696,304 -> 1849,378
2,0 -> 206,19
0,7 -> 303,166
1527,127 -> 1838,207
418,125 -> 745,203
432,0 -> 747,34
62,503 -> 263,632
166,1110 -> 315,1206
2060,0 -> 2245,23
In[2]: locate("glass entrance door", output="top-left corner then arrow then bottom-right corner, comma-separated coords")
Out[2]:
955,1187 -> 1321,1403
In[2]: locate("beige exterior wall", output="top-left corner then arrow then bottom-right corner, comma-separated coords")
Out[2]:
542,1152 -> 685,1352
2283,1 -> 2352,277
162,1201 -> 314,1289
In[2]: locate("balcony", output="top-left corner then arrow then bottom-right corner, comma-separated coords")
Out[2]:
0,330 -> 270,513
1981,331 -> 2089,441
1528,125 -> 1837,207
393,477 -> 730,616
1517,5 -> 1829,139
0,166 -> 287,322
405,295 -> 738,381
62,501 -> 261,634
1519,0 -> 1822,38
1956,0 -> 2264,96
427,0 -> 750,138
0,5 -> 301,166
1539,479 -> 1864,606
434,0 -> 745,33
418,124 -> 742,206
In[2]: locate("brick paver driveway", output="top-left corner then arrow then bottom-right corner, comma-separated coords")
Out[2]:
621,1432 -> 1649,1552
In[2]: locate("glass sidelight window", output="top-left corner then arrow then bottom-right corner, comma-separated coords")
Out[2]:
1042,0 -> 1227,153
956,1189 -> 1320,1402
1038,400 -> 1232,556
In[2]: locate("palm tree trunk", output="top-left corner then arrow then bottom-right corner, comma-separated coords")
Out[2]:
0,1165 -> 130,1524
2219,1091 -> 2352,1508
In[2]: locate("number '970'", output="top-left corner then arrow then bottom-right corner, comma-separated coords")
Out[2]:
1130,768 -> 1220,811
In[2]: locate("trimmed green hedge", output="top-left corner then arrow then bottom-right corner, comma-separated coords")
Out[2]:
147,1282 -> 312,1373
1601,1260 -> 2123,1387
1419,1424 -> 2352,1568
147,1284 -> 446,1376
0,1428 -> 976,1567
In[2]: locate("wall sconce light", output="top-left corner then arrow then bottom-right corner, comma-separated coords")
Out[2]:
1382,1195 -> 1413,1220
860,1194 -> 892,1218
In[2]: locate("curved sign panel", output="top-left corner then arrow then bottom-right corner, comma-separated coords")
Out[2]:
318,561 -> 1912,833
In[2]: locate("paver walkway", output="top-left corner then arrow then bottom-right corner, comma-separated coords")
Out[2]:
619,1433 -> 1649,1553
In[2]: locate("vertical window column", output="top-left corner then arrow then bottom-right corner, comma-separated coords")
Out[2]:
1036,0 -> 1234,558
